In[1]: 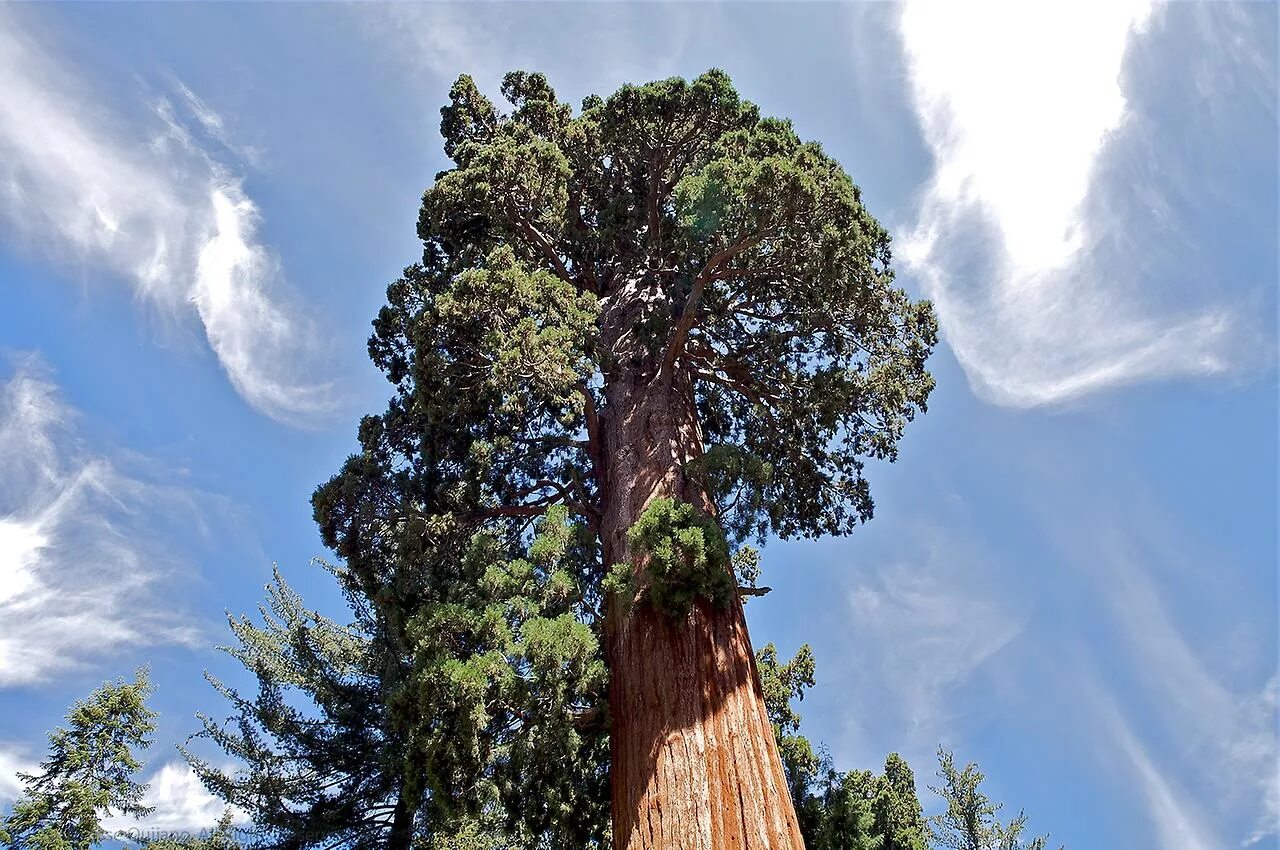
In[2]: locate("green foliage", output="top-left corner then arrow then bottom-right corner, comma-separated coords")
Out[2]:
138,812 -> 240,850
877,754 -> 930,850
302,65 -> 936,845
1,672 -> 156,850
621,497 -> 733,617
929,748 -> 1057,850
192,511 -> 608,850
756,643 -> 819,802
808,769 -> 882,850
397,507 -> 608,844
333,65 -> 936,606
731,544 -> 762,588
186,566 -> 415,850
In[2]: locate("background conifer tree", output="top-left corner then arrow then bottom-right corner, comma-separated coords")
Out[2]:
876,754 -> 929,850
190,513 -> 608,850
1,671 -> 155,850
929,748 -> 1057,850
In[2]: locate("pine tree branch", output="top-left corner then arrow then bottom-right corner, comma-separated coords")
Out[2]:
659,233 -> 766,381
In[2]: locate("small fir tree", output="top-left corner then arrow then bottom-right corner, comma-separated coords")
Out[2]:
1,671 -> 156,850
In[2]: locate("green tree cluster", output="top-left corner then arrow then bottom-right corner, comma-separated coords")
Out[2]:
1,672 -> 155,850
189,510 -> 608,849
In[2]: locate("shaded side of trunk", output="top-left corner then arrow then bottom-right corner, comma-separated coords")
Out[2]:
600,358 -> 804,850
388,788 -> 416,850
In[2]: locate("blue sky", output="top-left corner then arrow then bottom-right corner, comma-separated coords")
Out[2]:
0,2 -> 1275,847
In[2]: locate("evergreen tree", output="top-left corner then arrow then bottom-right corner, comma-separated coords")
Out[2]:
191,512 -> 607,850
139,812 -> 240,850
187,567 -> 419,850
875,754 -> 928,850
757,642 -> 820,805
314,67 -> 936,850
809,769 -> 881,850
929,748 -> 1056,850
1,671 -> 156,850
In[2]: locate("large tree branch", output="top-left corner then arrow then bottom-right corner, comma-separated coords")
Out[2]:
499,197 -> 576,287
514,216 -> 574,285
469,476 -> 600,525
658,233 -> 766,382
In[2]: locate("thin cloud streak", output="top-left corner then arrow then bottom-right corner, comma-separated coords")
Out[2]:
1095,692 -> 1221,850
0,7 -> 335,424
0,360 -> 206,686
897,1 -> 1255,407
830,524 -> 1029,769
1026,450 -> 1279,848
1100,543 -> 1279,847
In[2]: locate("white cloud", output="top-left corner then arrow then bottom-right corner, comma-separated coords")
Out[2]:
897,1 -> 1258,406
834,525 -> 1028,762
0,745 -> 34,802
3,753 -> 242,836
0,360 -> 206,686
104,762 -> 242,837
0,7 -> 334,424
1097,693 -> 1221,850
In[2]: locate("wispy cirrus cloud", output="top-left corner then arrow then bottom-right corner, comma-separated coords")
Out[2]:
825,523 -> 1029,770
1094,692 -> 1220,850
897,1 -> 1273,407
0,358 -> 215,686
1022,446 -> 1279,849
0,7 -> 335,424
357,2 -> 699,107
1097,544 -> 1278,848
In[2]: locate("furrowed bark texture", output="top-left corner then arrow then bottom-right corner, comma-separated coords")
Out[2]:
600,280 -> 805,850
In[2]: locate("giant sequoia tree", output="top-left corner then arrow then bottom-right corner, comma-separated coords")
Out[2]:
314,69 -> 936,849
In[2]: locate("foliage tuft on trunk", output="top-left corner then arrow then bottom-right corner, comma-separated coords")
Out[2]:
605,497 -> 734,617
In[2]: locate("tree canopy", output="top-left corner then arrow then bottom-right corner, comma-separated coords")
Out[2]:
306,66 -> 937,848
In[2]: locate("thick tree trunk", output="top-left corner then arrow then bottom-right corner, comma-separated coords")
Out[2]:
600,362 -> 805,850
387,789 -> 416,850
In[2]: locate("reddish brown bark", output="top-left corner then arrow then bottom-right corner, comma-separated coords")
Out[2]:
599,342 -> 805,849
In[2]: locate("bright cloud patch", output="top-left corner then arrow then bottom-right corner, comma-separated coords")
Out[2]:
0,361 -> 205,685
2,753 -> 241,836
0,746 -> 33,802
103,762 -> 242,836
897,1 -> 1259,406
0,8 -> 334,424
